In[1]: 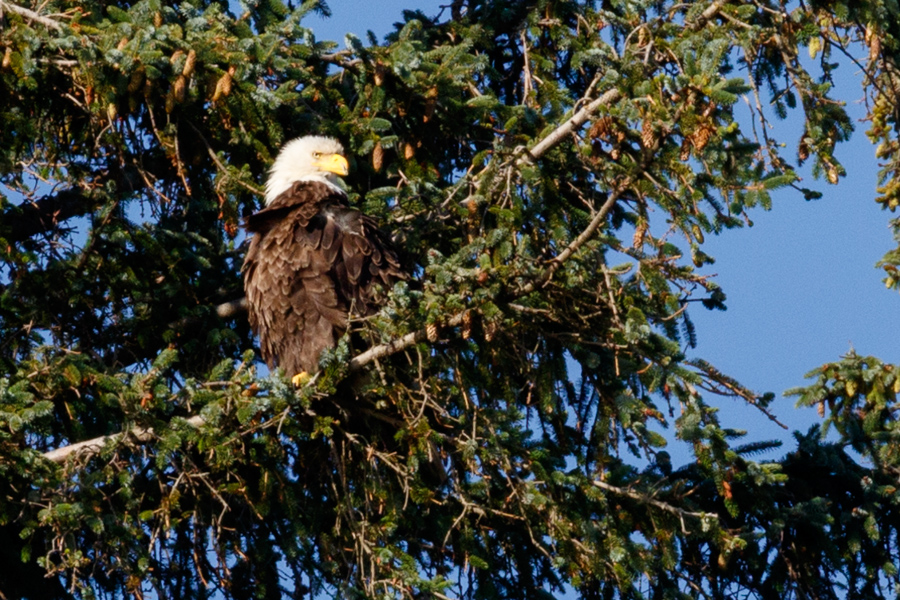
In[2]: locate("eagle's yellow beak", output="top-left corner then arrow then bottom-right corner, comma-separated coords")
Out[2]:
315,153 -> 349,177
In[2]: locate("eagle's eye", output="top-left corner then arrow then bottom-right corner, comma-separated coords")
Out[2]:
312,151 -> 322,159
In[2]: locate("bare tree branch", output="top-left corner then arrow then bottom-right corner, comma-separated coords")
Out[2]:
0,1 -> 63,31
216,297 -> 248,319
348,311 -> 467,372
43,415 -> 205,464
592,479 -> 718,533
687,0 -> 728,29
519,88 -> 622,165
519,182 -> 631,296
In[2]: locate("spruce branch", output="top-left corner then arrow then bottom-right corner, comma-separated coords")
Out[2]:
38,11 -> 714,470
164,296 -> 246,334
1,187 -> 99,243
41,307 -> 458,464
40,83 -> 630,466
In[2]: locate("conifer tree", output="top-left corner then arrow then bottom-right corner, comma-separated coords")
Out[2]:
1,0 -> 900,598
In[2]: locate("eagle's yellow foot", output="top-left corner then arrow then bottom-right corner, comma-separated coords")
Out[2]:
291,371 -> 312,387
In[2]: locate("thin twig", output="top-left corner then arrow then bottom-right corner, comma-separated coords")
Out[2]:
173,122 -> 192,197
591,479 -> 718,534
187,121 -> 265,197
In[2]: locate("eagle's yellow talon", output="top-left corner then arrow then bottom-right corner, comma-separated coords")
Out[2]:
291,371 -> 312,387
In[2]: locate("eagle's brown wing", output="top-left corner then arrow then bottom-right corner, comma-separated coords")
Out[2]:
243,181 -> 405,376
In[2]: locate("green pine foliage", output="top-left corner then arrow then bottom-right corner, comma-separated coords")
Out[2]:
1,0 -> 900,598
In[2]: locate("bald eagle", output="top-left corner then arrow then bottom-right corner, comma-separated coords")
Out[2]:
243,136 -> 406,382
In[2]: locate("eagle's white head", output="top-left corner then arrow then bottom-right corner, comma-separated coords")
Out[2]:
265,135 -> 349,204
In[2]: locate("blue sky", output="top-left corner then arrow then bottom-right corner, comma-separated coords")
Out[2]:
686,52 -> 900,444
306,1 -> 900,454
306,0 -> 441,39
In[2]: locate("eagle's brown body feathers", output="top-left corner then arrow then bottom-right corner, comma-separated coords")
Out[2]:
243,180 -> 405,376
